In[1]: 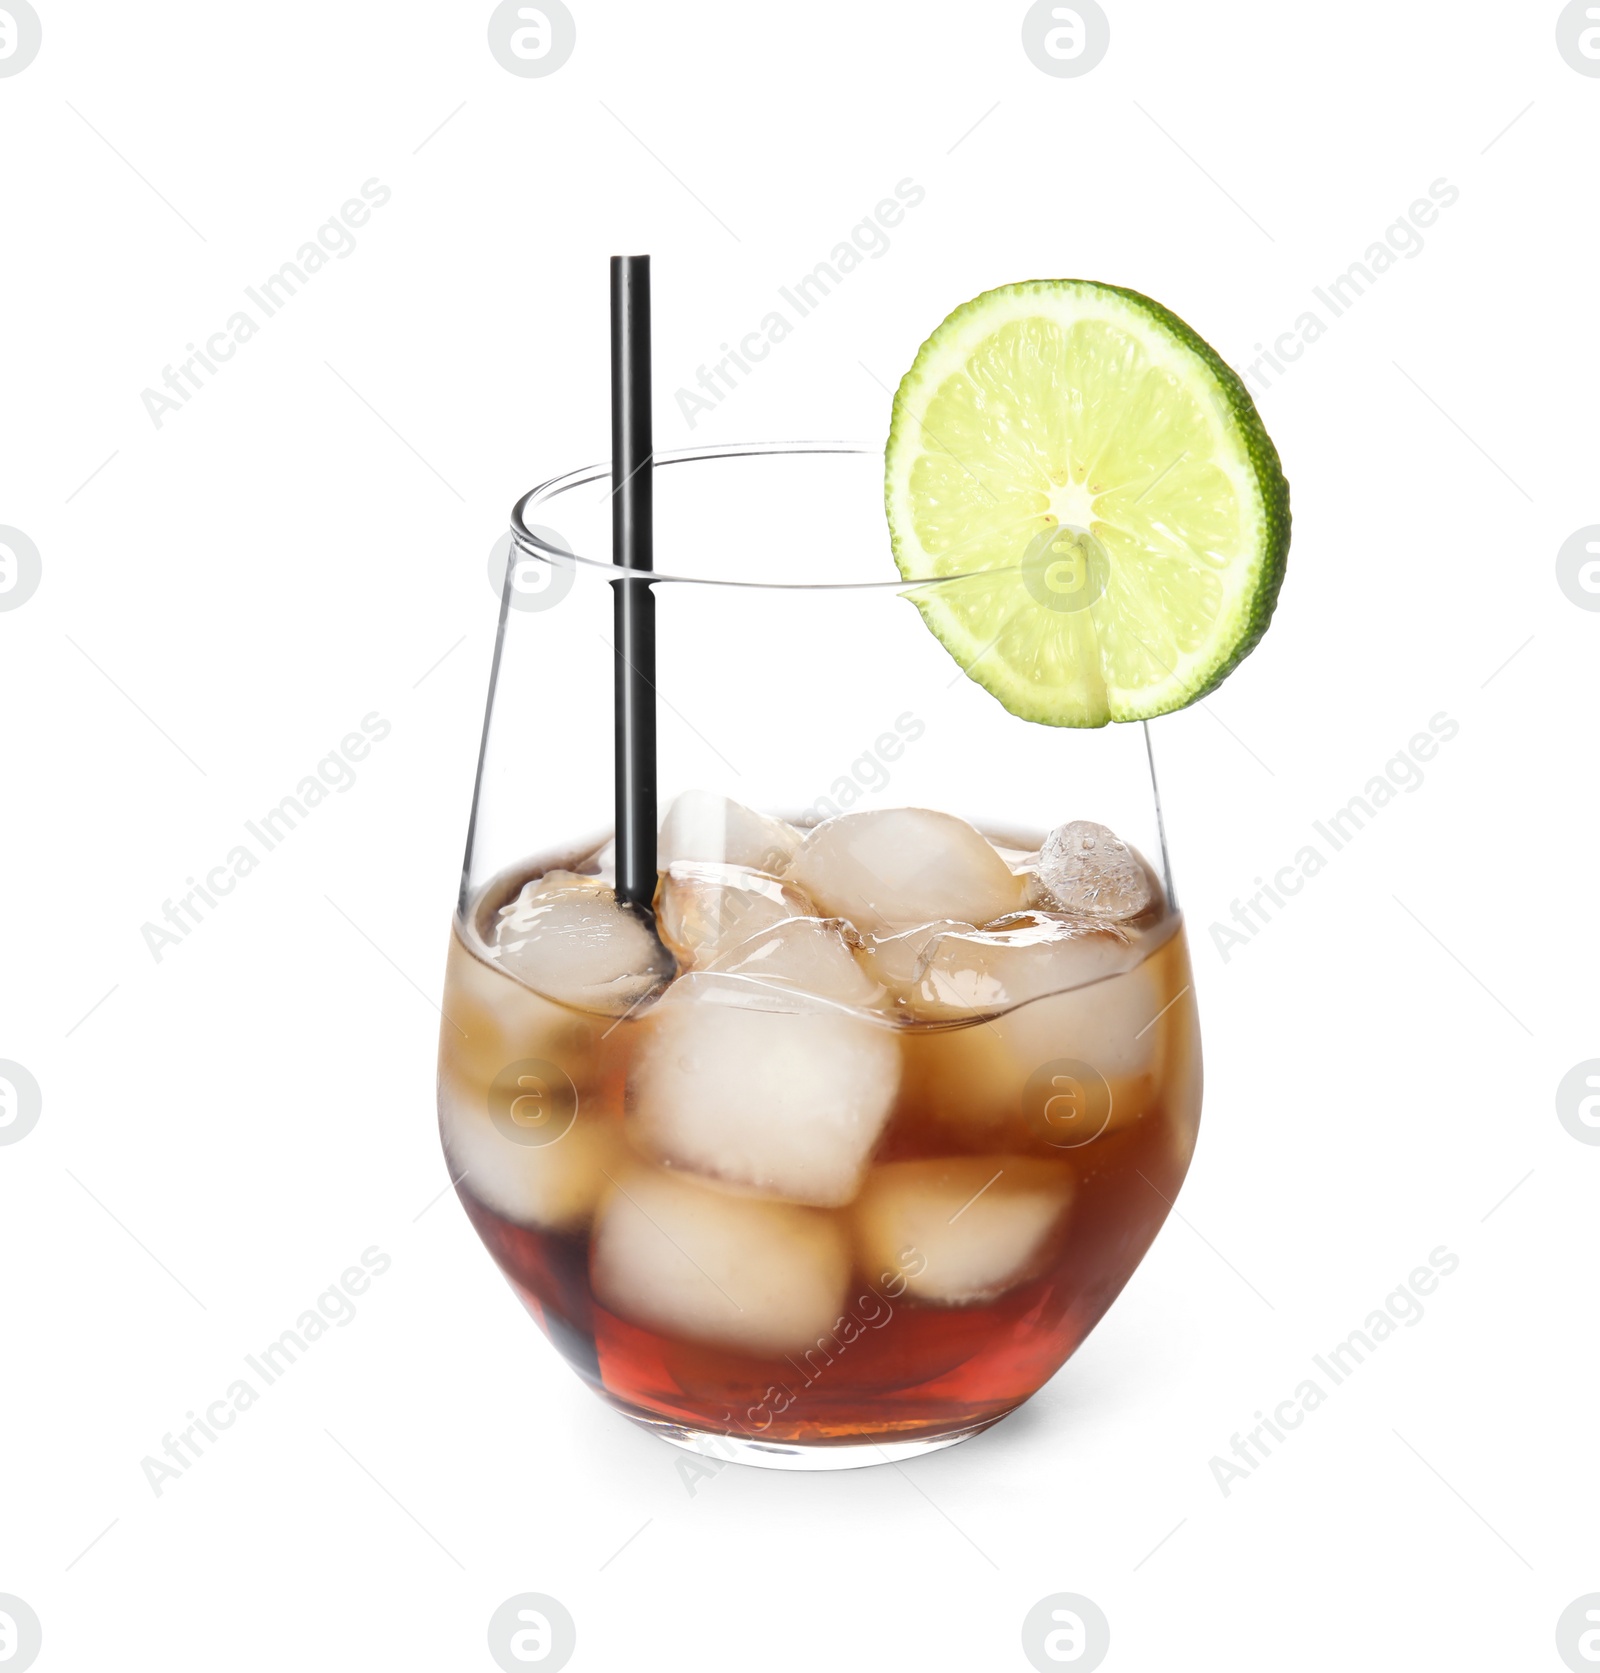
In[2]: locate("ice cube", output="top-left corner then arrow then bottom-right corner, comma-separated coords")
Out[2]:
997,948 -> 1172,1084
445,925 -> 580,1068
439,927 -> 603,1110
853,1156 -> 1073,1304
658,790 -> 802,873
993,842 -> 1041,876
656,863 -> 812,968
1033,820 -> 1155,920
909,913 -> 1141,1020
524,868 -> 607,894
590,1166 -> 850,1355
705,917 -> 886,1011
437,931 -> 623,1227
789,808 -> 1025,935
629,981 -> 900,1206
897,938 -> 1185,1150
857,920 -> 975,1003
488,874 -> 674,1014
441,1096 -> 625,1232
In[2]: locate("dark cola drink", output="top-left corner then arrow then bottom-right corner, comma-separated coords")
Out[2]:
439,796 -> 1200,1462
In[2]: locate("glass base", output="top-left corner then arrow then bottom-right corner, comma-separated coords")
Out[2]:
621,1409 -> 1014,1471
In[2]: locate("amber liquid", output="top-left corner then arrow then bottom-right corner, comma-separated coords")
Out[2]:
438,872 -> 1201,1450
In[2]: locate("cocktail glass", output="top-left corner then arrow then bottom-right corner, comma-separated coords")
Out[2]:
439,441 -> 1201,1469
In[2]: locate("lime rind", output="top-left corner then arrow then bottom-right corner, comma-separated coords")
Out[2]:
885,279 -> 1291,727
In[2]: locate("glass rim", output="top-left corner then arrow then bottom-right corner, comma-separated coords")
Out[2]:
510,439 -> 978,594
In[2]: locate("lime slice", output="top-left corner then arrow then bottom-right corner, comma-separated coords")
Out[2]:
885,279 -> 1290,726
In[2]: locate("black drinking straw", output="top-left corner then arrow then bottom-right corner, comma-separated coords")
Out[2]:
610,255 -> 657,913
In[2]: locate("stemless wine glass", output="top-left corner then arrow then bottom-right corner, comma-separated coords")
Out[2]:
439,441 -> 1202,1469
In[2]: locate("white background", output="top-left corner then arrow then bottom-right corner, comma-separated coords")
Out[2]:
3,2 -> 1596,1669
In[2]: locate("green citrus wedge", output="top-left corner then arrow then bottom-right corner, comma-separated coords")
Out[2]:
885,279 -> 1290,726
